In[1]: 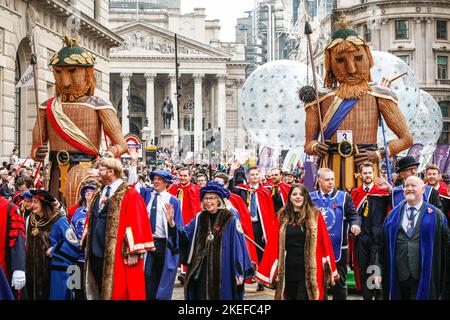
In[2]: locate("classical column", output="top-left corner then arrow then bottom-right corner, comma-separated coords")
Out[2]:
168,73 -> 179,147
236,79 -> 245,148
210,80 -> 216,128
120,72 -> 132,135
425,18 -> 434,86
144,73 -> 157,143
217,74 -> 227,153
193,73 -> 204,153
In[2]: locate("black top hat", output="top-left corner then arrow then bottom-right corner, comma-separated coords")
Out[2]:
396,156 -> 420,173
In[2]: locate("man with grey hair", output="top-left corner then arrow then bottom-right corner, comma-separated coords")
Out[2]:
0,169 -> 14,200
310,167 -> 361,300
381,176 -> 450,300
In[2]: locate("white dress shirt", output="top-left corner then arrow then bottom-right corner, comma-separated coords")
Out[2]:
102,178 -> 124,198
401,200 -> 423,233
147,189 -> 172,239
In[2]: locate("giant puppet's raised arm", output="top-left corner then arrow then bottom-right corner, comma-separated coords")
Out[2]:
377,97 -> 413,157
98,108 -> 128,158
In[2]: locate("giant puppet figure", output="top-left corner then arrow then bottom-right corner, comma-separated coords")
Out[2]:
303,17 -> 413,191
31,36 -> 127,207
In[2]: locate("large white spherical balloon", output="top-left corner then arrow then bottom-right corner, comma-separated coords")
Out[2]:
410,90 -> 443,146
371,51 -> 421,147
239,60 -> 324,149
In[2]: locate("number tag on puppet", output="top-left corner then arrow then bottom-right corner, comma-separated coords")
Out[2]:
337,130 -> 353,143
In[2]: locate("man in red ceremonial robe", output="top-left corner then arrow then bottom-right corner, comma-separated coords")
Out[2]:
264,168 -> 290,214
168,167 -> 201,225
350,162 -> 390,300
425,164 -> 450,219
82,158 -> 154,300
168,167 -> 201,282
0,197 -> 26,298
230,166 -> 277,291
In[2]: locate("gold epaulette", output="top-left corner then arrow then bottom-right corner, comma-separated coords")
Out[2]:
304,91 -> 336,111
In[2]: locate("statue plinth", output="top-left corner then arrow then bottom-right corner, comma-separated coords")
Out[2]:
160,129 -> 175,148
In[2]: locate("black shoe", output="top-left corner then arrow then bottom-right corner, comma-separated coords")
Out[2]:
257,283 -> 265,292
178,273 -> 185,285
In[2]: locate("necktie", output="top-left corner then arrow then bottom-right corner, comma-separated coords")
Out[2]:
105,186 -> 111,198
365,187 -> 370,193
250,190 -> 257,218
150,192 -> 159,233
406,207 -> 417,237
324,193 -> 329,199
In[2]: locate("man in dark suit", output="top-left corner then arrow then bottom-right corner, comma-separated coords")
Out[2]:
381,176 -> 450,300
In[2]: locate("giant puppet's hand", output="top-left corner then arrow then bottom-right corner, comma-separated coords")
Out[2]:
355,150 -> 377,167
34,144 -> 48,162
312,140 -> 331,158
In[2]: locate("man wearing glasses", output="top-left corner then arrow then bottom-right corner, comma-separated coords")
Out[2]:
377,156 -> 442,209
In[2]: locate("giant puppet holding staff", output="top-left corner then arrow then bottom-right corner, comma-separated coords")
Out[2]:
31,36 -> 128,207
302,17 -> 413,191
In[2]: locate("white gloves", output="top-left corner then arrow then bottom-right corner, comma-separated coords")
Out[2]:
11,270 -> 26,290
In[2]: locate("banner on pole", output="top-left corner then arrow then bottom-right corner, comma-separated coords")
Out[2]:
15,64 -> 34,88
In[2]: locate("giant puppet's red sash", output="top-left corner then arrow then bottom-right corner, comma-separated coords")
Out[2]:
46,97 -> 98,156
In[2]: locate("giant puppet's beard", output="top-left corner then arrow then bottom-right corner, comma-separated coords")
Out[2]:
56,77 -> 92,103
334,74 -> 372,100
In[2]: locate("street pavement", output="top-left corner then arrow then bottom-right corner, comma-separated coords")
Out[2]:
171,278 -> 362,300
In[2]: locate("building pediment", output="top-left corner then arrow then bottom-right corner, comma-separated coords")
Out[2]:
110,21 -> 231,59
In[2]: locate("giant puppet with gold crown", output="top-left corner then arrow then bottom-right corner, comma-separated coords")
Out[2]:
301,16 -> 413,192
31,36 -> 127,207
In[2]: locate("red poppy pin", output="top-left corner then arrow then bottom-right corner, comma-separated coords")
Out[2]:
333,203 -> 338,209
428,208 -> 433,214
215,225 -> 221,232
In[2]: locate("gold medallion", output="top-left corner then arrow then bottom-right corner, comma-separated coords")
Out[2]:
32,227 -> 40,237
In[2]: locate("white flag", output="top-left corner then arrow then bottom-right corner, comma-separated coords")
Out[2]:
16,64 -> 34,88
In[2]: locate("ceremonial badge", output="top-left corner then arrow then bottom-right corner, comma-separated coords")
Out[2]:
236,220 -> 244,234
207,232 -> 214,241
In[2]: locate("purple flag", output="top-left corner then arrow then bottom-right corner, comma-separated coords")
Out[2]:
303,155 -> 318,192
407,144 -> 424,164
433,144 -> 450,173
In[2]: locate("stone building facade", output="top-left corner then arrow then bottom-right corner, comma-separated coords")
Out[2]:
0,0 -> 121,159
108,2 -> 247,158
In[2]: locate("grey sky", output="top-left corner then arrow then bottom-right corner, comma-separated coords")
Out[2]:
181,0 -> 255,42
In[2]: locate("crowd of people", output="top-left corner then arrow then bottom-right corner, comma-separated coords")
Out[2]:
1,144 -> 450,301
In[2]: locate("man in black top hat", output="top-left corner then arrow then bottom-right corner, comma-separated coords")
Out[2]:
376,156 -> 441,209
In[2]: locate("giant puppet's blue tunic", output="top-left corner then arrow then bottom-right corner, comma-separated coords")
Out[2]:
140,187 -> 183,300
310,191 -> 346,262
383,201 -> 449,300
392,185 -> 433,208
174,211 -> 255,300
48,215 -> 84,300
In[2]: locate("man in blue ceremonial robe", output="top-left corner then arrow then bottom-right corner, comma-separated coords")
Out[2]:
310,168 -> 361,300
140,170 -> 183,300
381,176 -> 450,300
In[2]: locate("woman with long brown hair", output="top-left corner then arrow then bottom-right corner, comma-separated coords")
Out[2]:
256,184 -> 338,300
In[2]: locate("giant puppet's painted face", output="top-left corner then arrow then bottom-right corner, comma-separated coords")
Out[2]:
329,42 -> 372,86
53,65 -> 95,102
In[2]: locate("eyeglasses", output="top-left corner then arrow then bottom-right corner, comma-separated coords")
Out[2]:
403,167 -> 418,173
203,196 -> 218,202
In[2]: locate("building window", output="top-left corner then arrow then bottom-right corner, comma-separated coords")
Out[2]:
439,122 -> 450,144
437,56 -> 448,79
437,20 -> 448,40
363,24 -> 371,43
398,55 -> 410,65
440,101 -> 449,118
395,20 -> 409,40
